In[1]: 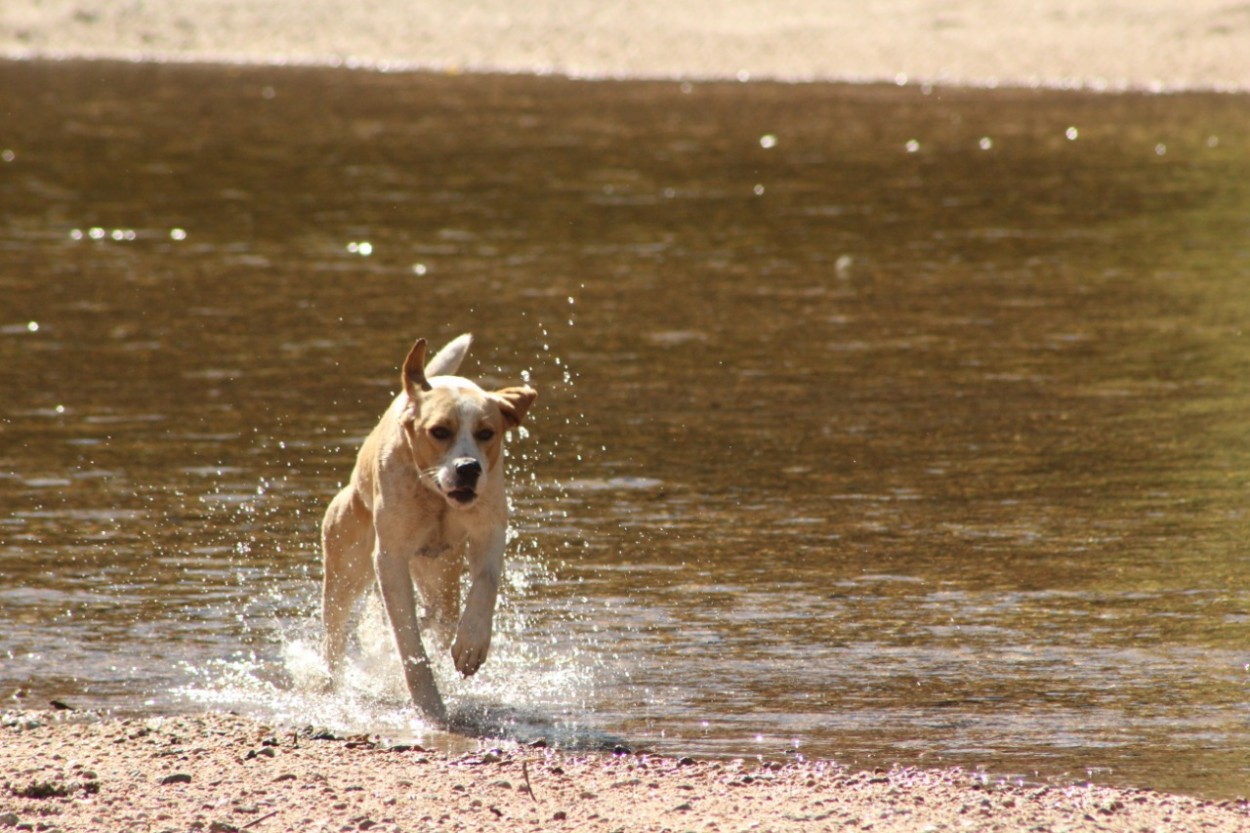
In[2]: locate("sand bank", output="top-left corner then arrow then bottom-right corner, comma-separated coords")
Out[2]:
2,0 -> 1249,90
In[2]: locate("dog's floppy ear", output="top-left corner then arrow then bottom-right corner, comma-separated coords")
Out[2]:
490,386 -> 537,429
402,338 -> 433,399
424,333 -> 472,378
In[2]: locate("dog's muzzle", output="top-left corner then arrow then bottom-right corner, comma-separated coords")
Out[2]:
447,457 -> 482,505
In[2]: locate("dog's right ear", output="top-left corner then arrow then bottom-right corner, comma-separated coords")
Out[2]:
402,338 -> 433,399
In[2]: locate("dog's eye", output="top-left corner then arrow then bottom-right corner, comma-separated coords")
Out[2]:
429,426 -> 453,441
475,429 -> 495,442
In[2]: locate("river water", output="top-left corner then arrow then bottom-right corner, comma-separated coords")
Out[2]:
1,60 -> 1248,798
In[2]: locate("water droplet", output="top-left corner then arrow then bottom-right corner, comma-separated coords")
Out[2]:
736,69 -> 751,83
27,321 -> 39,332
347,241 -> 373,256
978,137 -> 993,150
1206,135 -> 1219,148
1154,143 -> 1167,156
753,184 -> 765,196
905,140 -> 920,153
759,134 -> 777,149
894,73 -> 908,86
170,228 -> 187,241
89,227 -> 106,240
412,263 -> 427,275
69,229 -> 84,241
1065,126 -> 1079,141
0,149 -> 14,163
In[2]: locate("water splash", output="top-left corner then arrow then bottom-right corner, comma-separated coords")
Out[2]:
175,556 -> 612,749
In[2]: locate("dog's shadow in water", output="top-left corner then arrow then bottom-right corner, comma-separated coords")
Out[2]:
444,700 -> 632,753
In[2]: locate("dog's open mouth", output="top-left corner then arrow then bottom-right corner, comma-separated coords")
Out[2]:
447,488 -> 477,505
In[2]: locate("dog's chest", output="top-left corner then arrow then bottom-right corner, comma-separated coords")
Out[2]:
411,511 -> 471,559
414,541 -> 452,559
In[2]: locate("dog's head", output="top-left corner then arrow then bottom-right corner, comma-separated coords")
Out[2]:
399,338 -> 536,509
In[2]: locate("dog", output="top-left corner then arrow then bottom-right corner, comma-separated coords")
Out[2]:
320,334 -> 536,722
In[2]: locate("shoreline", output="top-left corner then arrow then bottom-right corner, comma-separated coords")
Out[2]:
4,709 -> 1249,832
0,49 -> 1244,96
3,51 -> 1247,101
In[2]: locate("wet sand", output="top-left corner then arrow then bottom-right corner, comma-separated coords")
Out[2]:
3,709 -> 1248,833
2,0 -> 1249,90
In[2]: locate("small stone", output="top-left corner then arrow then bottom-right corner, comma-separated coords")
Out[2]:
0,813 -> 20,828
208,823 -> 239,833
160,773 -> 193,786
551,810 -> 567,821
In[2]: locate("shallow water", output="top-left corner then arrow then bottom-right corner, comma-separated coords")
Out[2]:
2,60 -> 1249,797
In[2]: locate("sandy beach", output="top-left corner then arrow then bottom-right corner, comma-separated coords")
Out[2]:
2,0 -> 1249,90
3,709 -> 1249,833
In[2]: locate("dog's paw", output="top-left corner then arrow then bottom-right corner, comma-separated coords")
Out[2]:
311,673 -> 335,696
451,627 -> 491,677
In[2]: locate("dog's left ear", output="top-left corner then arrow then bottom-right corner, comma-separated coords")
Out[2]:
490,386 -> 537,429
402,338 -> 433,399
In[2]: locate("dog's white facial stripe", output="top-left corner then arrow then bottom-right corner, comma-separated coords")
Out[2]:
439,401 -> 490,493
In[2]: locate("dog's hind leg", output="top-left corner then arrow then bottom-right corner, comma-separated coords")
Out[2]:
321,487 -> 374,682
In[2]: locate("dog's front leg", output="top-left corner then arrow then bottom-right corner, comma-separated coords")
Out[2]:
452,527 -> 505,677
375,547 -> 448,722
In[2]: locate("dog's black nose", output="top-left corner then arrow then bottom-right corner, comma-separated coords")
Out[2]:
454,458 -> 482,483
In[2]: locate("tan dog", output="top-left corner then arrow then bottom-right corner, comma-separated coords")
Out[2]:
320,334 -> 536,721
